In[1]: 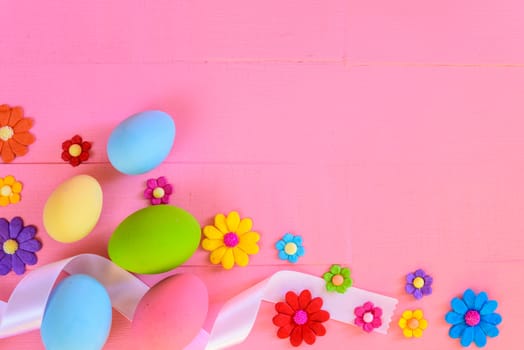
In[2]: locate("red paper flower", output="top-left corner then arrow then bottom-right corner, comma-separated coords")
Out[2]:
61,135 -> 91,167
272,290 -> 330,346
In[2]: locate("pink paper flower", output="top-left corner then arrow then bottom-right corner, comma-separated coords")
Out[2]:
354,301 -> 382,332
144,176 -> 173,205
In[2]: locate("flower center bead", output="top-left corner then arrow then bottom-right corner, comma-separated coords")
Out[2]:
407,318 -> 419,329
413,277 -> 425,289
0,185 -> 12,197
363,312 -> 374,323
3,239 -> 18,254
293,310 -> 308,325
68,144 -> 82,157
284,242 -> 297,255
152,187 -> 165,199
224,232 -> 239,247
464,310 -> 481,326
331,274 -> 344,286
0,126 -> 14,141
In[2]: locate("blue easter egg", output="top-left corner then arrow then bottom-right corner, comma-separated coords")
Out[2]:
41,274 -> 112,350
107,110 -> 175,175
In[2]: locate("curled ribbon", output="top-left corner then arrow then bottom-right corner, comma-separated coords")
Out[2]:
0,255 -> 398,349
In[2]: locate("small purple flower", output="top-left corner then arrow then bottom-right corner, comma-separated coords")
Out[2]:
405,269 -> 433,299
144,176 -> 173,205
0,216 -> 42,275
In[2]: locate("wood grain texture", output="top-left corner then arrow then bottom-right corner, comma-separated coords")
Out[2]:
0,1 -> 523,349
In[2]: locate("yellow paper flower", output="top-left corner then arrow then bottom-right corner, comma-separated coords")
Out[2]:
398,309 -> 428,338
0,175 -> 23,206
201,211 -> 260,269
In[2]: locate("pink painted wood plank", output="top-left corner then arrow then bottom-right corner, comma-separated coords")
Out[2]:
0,0 -> 345,64
347,0 -> 524,64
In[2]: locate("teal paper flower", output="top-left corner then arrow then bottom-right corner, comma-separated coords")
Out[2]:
275,233 -> 304,263
445,289 -> 502,347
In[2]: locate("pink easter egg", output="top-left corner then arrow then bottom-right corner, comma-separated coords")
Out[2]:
130,273 -> 208,349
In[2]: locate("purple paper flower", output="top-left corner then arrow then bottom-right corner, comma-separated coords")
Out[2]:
0,217 -> 42,275
405,269 -> 433,299
144,176 -> 173,205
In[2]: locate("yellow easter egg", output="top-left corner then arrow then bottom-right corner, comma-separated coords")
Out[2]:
43,175 -> 103,243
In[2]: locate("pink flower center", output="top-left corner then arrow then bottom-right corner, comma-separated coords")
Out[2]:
293,310 -> 308,325
464,310 -> 480,326
224,232 -> 239,247
363,312 -> 374,323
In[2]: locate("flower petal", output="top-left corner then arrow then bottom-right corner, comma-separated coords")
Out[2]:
13,118 -> 34,133
419,319 -> 428,330
460,326 -> 475,347
282,233 -> 293,242
449,323 -> 466,339
306,297 -> 322,314
290,326 -> 303,347
298,290 -> 312,309
276,324 -> 294,338
481,313 -> 502,325
163,184 -> 173,195
209,246 -> 227,265
226,211 -> 240,232
232,247 -> 249,266
203,225 -> 224,240
402,310 -> 413,319
330,264 -> 341,274
406,273 -> 415,283
0,196 -> 8,206
474,326 -> 487,347
214,214 -> 228,233
0,254 -> 12,275
446,311 -> 465,325
363,322 -> 375,333
0,105 -> 10,126
413,328 -> 423,338
413,289 -> 423,299
479,321 -> 499,337
276,302 -> 295,316
1,143 -> 15,162
398,317 -> 407,329
236,218 -> 253,234
16,250 -> 37,265
373,307 -> 382,318
285,291 -> 299,310
19,239 -> 42,252
405,284 -> 416,294
302,324 -> 316,344
414,269 -> 425,277
278,250 -> 289,260
157,176 -> 167,187
9,217 -> 23,237
463,289 -> 476,308
146,178 -> 157,189
8,139 -> 28,156
413,309 -> 424,320
12,254 -> 26,275
9,193 -> 20,204
273,314 -> 292,327
237,241 -> 259,255
310,310 -> 330,322
421,285 -> 432,295
474,292 -> 488,310
308,321 -> 326,336
403,328 -> 413,338
11,181 -> 22,193
13,132 -> 35,146
202,238 -> 224,251
451,297 -> 469,314
480,300 -> 498,315
0,218 -> 9,239
221,248 -> 235,269
8,107 -> 23,126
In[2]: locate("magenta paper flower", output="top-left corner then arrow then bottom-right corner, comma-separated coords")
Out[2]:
144,176 -> 173,205
0,216 -> 42,275
354,301 -> 383,332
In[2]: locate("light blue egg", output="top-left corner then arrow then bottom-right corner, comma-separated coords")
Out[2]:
41,274 -> 112,350
107,110 -> 176,175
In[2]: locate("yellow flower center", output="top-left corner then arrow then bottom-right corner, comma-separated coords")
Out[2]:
3,239 -> 18,254
68,144 -> 82,157
284,242 -> 298,255
407,318 -> 419,330
153,187 -> 165,199
0,126 -> 14,141
0,185 -> 12,197
331,274 -> 344,286
413,277 -> 425,289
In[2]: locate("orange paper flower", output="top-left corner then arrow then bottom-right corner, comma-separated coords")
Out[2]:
0,105 -> 35,163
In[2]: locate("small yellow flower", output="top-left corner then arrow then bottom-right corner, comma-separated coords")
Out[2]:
398,309 -> 428,338
201,211 -> 260,270
0,175 -> 23,206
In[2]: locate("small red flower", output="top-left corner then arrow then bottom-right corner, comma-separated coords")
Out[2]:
354,301 -> 382,332
272,290 -> 330,346
61,135 -> 92,167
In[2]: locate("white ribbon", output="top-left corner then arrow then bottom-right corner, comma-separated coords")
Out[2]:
0,255 -> 398,350
205,270 -> 398,350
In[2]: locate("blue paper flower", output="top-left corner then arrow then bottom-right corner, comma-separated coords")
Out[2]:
275,233 -> 304,263
445,289 -> 502,348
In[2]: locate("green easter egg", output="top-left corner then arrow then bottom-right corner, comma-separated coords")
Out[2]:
108,205 -> 201,274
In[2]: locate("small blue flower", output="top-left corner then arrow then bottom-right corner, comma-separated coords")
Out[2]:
275,233 -> 305,263
445,289 -> 502,348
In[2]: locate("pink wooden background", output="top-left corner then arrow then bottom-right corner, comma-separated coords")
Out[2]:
1,0 -> 523,349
